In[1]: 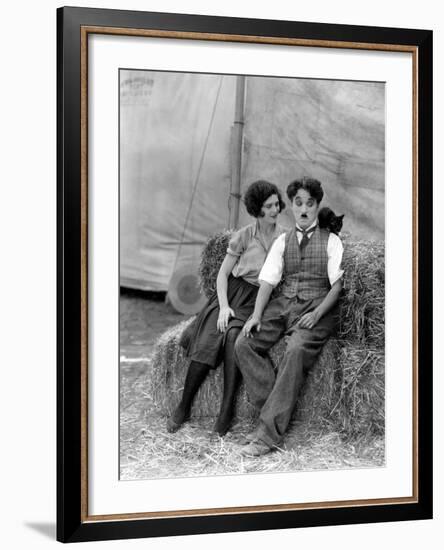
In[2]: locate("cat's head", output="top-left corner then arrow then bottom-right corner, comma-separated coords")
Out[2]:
330,214 -> 344,234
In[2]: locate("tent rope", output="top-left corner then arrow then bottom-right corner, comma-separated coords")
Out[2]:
170,76 -> 224,279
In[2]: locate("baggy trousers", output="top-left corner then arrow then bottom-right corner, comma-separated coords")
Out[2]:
235,295 -> 337,447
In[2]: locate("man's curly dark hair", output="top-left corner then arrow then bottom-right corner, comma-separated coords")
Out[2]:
243,180 -> 286,218
286,177 -> 324,204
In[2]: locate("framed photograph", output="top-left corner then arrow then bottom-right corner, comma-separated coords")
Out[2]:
57,6 -> 433,543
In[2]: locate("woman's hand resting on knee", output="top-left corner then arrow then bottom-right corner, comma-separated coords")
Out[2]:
217,306 -> 235,332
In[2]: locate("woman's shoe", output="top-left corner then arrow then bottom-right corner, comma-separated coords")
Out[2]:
166,407 -> 189,433
212,413 -> 233,437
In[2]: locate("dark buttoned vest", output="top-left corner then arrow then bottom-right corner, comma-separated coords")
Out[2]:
281,225 -> 330,300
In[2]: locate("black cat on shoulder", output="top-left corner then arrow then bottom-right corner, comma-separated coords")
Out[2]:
318,207 -> 344,235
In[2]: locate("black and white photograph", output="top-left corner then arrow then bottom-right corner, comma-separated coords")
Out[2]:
1,0 -> 439,545
119,69 -> 386,481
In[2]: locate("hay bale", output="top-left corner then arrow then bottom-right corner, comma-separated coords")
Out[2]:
198,230 -> 233,298
271,337 -> 383,437
339,239 -> 385,348
329,344 -> 385,436
290,340 -> 385,437
149,321 -> 384,439
148,231 -> 385,439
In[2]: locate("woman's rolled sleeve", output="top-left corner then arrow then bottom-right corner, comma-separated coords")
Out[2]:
227,228 -> 247,257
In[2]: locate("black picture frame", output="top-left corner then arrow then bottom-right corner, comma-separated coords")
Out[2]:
57,5 -> 433,543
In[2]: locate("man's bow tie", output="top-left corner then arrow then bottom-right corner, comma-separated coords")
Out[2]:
298,226 -> 316,251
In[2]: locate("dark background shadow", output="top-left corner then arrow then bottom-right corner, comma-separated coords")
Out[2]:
24,522 -> 56,540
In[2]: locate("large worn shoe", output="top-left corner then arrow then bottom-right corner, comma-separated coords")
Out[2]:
236,431 -> 258,445
240,439 -> 273,457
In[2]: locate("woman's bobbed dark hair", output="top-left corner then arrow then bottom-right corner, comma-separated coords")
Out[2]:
243,180 -> 286,218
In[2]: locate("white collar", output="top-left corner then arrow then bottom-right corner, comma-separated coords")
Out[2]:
295,221 -> 317,232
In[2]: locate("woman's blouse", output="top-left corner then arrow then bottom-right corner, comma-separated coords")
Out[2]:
227,222 -> 286,285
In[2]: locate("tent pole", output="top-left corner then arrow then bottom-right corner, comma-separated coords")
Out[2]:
229,75 -> 245,229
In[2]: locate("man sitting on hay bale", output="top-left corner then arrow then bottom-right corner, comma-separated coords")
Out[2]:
236,177 -> 344,457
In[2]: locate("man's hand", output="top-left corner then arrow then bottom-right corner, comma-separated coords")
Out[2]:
297,309 -> 321,330
242,316 -> 261,338
217,306 -> 235,333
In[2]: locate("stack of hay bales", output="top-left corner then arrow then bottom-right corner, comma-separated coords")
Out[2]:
148,230 -> 385,439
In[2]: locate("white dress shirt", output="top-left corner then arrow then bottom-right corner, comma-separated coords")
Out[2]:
258,222 -> 344,288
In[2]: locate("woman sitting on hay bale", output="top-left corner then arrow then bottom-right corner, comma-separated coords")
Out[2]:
167,180 -> 286,436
